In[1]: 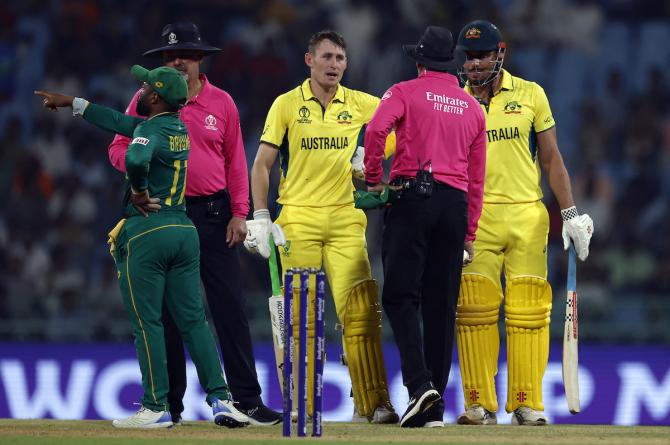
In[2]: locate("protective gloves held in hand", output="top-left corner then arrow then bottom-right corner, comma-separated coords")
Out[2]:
561,206 -> 594,261
243,209 -> 286,259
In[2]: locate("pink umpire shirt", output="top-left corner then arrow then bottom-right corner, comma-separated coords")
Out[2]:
108,74 -> 250,218
364,70 -> 487,241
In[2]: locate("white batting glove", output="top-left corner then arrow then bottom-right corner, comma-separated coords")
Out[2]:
561,206 -> 594,261
351,145 -> 365,179
243,209 -> 286,259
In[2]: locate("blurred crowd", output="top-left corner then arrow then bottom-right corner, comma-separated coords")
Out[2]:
0,0 -> 669,342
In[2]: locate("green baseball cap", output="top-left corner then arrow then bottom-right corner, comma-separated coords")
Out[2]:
130,64 -> 188,108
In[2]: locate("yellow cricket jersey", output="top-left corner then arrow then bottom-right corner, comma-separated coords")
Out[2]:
261,79 -> 392,207
465,69 -> 555,203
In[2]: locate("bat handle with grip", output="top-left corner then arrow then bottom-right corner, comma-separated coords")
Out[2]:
269,234 -> 281,296
567,241 -> 576,292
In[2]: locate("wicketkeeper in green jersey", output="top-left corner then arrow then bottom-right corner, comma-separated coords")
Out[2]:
35,65 -> 250,429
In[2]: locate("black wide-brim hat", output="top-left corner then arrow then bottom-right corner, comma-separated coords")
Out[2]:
143,21 -> 222,57
403,25 -> 465,71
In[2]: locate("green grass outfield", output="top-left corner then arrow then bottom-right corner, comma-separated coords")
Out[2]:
0,420 -> 668,445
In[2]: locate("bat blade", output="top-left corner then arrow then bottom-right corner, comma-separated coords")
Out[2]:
268,234 -> 285,389
269,294 -> 285,385
562,243 -> 580,414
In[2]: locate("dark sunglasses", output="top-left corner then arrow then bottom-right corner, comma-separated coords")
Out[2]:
162,50 -> 203,62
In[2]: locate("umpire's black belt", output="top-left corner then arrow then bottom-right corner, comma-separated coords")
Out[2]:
391,177 -> 453,191
185,189 -> 228,205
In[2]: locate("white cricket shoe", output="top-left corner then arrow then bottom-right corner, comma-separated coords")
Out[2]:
511,406 -> 547,426
352,403 -> 400,424
212,398 -> 250,428
112,406 -> 173,429
371,403 -> 400,424
457,404 -> 498,425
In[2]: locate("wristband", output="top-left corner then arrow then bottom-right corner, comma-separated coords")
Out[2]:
253,209 -> 271,220
72,97 -> 90,116
560,206 -> 578,221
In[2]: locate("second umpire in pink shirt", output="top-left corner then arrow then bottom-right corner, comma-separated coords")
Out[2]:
108,22 -> 280,425
364,26 -> 487,428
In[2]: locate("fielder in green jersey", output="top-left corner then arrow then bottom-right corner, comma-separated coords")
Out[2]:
35,65 -> 250,429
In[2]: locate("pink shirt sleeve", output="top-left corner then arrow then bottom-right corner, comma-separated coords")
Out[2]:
108,90 -> 142,173
465,112 -> 487,241
364,86 -> 404,184
221,96 -> 250,218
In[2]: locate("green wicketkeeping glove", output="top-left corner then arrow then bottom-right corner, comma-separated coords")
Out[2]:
353,187 -> 398,209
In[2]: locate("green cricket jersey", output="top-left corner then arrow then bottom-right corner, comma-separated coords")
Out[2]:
83,103 -> 190,218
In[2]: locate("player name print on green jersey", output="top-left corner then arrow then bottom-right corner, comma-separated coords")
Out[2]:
168,134 -> 190,152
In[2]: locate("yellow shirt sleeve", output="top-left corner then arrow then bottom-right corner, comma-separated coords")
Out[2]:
533,83 -> 555,133
384,131 -> 396,159
358,92 -> 396,159
260,95 -> 288,147
360,92 -> 380,122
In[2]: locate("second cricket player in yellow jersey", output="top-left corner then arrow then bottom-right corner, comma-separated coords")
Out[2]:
463,68 -> 555,282
247,30 -> 398,424
454,21 -> 594,426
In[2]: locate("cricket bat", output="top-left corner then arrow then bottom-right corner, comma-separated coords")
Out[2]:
562,242 -> 580,414
267,235 -> 285,389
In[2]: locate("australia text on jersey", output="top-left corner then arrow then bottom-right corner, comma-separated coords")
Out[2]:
487,126 -> 520,143
300,136 -> 349,150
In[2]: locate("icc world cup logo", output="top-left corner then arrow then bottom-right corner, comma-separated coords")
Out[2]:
204,114 -> 218,130
297,106 -> 311,123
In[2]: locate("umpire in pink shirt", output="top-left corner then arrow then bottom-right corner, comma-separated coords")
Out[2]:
108,22 -> 280,426
364,25 -> 487,428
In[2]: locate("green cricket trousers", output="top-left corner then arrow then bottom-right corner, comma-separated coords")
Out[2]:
111,212 -> 230,412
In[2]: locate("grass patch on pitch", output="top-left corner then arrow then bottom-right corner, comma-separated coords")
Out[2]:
0,420 -> 669,445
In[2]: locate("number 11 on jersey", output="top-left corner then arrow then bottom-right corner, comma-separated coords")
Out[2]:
166,159 -> 187,206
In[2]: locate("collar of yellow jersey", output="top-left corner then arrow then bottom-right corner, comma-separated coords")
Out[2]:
499,69 -> 514,91
301,78 -> 345,103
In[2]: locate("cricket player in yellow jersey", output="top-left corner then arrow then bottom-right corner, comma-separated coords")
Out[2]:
454,21 -> 594,426
246,30 -> 398,424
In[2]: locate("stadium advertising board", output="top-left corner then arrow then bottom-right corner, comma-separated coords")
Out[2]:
0,343 -> 668,425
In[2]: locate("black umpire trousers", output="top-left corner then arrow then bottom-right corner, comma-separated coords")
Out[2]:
382,181 -> 467,397
162,190 -> 262,415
